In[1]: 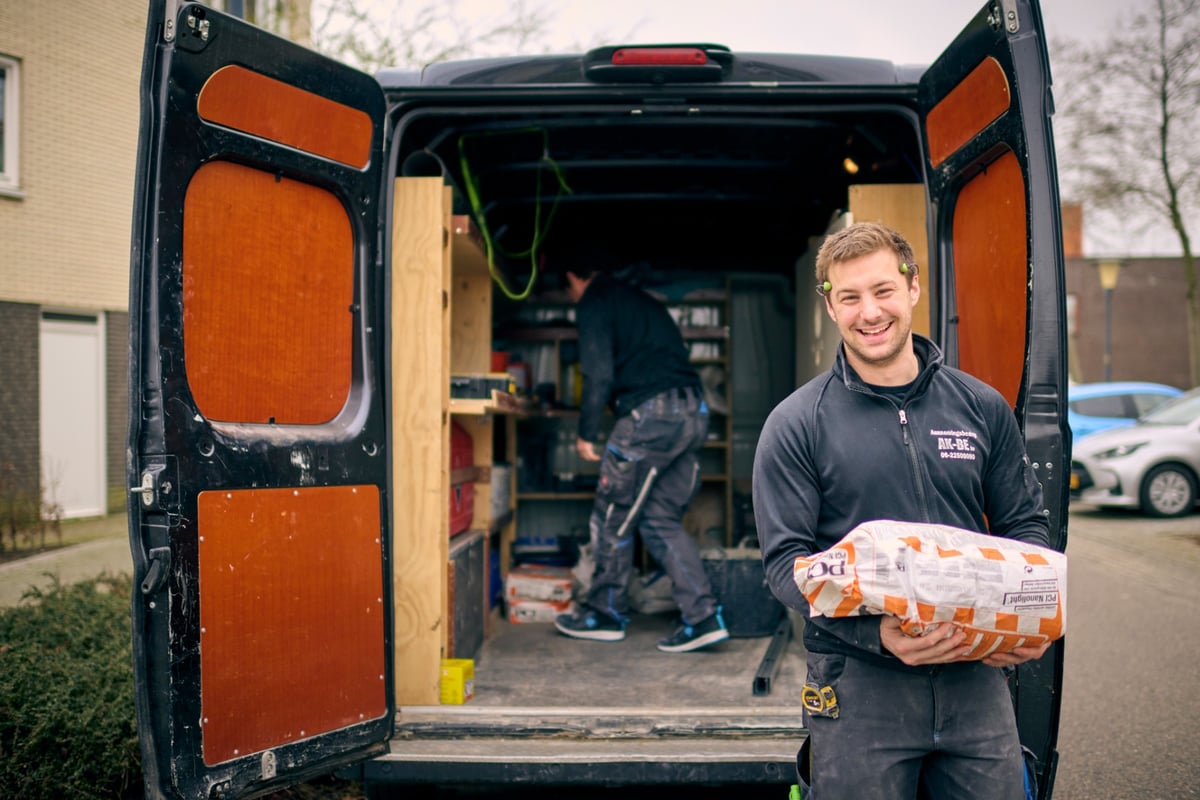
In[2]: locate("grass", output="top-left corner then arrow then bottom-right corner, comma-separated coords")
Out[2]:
0,511 -> 127,565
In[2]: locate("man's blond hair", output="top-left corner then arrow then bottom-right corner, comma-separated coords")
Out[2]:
815,221 -> 917,288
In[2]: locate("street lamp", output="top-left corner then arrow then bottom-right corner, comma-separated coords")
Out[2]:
1097,259 -> 1122,381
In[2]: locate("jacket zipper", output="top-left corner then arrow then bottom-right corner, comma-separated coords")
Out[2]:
899,408 -> 931,521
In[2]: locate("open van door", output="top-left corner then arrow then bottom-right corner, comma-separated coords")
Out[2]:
919,1 -> 1067,796
127,3 -> 391,797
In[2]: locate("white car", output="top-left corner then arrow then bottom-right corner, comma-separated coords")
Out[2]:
1070,387 -> 1200,517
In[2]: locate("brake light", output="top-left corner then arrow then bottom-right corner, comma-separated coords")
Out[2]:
612,48 -> 708,66
583,44 -> 729,83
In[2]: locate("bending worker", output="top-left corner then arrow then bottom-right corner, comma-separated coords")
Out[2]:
554,265 -> 729,653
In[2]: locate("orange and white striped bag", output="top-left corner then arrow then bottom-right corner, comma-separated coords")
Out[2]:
793,520 -> 1066,659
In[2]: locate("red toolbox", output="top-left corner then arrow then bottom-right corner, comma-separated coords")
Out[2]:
449,421 -> 475,537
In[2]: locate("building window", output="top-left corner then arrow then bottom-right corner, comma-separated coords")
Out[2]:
0,54 -> 19,192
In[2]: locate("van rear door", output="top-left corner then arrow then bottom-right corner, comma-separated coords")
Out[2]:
127,3 -> 391,798
919,1 -> 1067,796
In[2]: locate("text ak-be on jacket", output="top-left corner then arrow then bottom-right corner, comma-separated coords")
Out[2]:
752,334 -> 1049,669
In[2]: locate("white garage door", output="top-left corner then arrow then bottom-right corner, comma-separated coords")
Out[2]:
39,312 -> 106,518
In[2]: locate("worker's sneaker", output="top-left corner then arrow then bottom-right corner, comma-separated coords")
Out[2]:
555,608 -> 626,642
656,608 -> 730,653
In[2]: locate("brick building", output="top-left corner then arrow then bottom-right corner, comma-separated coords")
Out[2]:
0,1 -> 145,517
1066,257 -> 1192,389
1061,206 -> 1193,390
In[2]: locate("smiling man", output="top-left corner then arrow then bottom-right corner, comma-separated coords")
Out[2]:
752,221 -> 1051,799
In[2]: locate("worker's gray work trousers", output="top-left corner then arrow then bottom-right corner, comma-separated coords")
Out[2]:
802,652 -> 1025,800
584,386 -> 718,625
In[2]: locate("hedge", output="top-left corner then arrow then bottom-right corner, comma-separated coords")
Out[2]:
0,573 -> 365,800
0,573 -> 142,799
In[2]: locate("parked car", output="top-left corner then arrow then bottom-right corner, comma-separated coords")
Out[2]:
1067,381 -> 1183,441
1071,387 -> 1200,517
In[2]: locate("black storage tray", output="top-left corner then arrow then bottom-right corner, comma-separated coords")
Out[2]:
701,545 -> 785,638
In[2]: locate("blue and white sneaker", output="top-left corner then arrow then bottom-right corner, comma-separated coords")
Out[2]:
656,608 -> 730,652
555,607 -> 626,642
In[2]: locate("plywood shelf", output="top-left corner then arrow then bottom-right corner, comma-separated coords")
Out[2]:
448,390 -> 525,416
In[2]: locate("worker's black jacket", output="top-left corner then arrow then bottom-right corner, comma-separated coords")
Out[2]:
575,274 -> 700,442
752,334 -> 1049,669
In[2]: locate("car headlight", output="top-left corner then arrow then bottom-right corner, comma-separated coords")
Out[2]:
1094,441 -> 1149,459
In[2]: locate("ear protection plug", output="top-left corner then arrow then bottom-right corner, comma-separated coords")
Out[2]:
817,262 -> 913,296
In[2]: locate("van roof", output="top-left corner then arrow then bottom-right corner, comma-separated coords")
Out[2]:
376,48 -> 928,89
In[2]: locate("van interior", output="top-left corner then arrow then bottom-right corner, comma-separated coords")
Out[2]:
383,92 -> 933,720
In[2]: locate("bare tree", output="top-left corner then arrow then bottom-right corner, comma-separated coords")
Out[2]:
314,0 -> 552,73
242,0 -> 312,46
243,0 -> 553,73
1053,0 -> 1200,385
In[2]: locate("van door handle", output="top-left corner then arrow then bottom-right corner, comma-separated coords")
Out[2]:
141,547 -> 172,596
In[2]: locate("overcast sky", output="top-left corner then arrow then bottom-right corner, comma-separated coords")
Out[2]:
422,0 -> 1174,255
528,0 -> 1123,63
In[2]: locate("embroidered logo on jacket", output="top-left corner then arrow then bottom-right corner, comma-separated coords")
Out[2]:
930,428 -> 978,461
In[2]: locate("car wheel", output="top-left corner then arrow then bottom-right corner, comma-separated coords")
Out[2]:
1139,464 -> 1198,518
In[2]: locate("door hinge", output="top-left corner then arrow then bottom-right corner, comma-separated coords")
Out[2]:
990,0 -> 1020,34
163,0 -> 180,42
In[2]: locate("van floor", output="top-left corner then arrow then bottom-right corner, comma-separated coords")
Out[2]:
460,611 -> 808,709
387,611 -> 809,775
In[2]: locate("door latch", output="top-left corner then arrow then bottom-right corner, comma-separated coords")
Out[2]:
131,471 -> 156,506
129,457 -> 179,513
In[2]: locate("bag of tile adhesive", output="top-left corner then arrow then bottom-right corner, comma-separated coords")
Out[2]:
793,520 -> 1066,659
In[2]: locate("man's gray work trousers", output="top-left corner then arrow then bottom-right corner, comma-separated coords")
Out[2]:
802,652 -> 1025,799
584,385 -> 719,625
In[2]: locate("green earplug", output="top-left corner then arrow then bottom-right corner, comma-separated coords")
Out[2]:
900,263 -> 909,274
822,280 -> 832,292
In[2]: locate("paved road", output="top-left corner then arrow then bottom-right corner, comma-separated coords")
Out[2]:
5,507 -> 1199,799
1053,505 -> 1200,800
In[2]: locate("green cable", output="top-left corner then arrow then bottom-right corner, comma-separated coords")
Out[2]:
458,128 -> 572,301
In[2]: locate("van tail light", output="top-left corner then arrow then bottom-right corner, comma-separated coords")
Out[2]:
583,44 -> 731,83
612,48 -> 708,66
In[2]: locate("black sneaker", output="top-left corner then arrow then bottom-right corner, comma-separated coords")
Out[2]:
657,608 -> 730,653
555,608 -> 626,642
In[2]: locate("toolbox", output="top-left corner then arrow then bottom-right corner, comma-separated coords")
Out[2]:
448,530 -> 486,659
450,372 -> 516,399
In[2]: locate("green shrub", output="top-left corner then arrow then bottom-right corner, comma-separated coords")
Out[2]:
0,573 -> 142,800
0,571 -> 362,800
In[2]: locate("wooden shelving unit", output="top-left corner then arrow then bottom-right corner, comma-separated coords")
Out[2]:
389,178 -> 518,705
